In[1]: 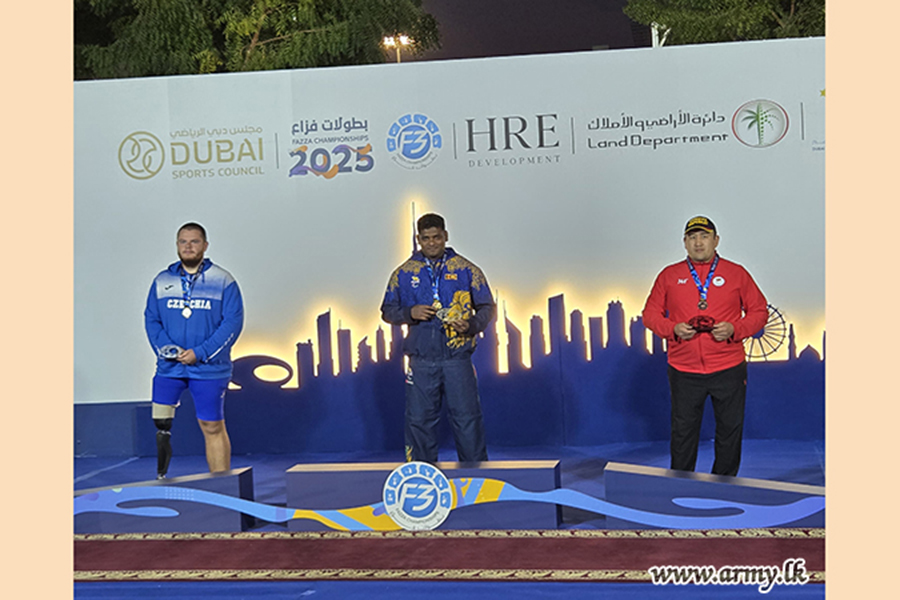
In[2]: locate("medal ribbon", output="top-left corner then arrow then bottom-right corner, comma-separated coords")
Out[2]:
424,255 -> 444,306
686,254 -> 719,305
180,268 -> 199,309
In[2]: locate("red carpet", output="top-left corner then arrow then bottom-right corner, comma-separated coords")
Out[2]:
75,528 -> 824,583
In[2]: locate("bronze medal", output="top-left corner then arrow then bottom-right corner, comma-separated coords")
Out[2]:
698,299 -> 708,311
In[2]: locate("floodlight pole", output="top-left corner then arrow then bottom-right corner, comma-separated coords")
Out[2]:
651,23 -> 670,47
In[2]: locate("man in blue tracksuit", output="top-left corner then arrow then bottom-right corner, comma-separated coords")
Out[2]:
144,222 -> 243,478
381,213 -> 495,463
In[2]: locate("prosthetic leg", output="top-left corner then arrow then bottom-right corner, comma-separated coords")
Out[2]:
152,403 -> 176,479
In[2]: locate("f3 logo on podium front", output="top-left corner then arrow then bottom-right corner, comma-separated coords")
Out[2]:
386,113 -> 442,170
383,461 -> 452,530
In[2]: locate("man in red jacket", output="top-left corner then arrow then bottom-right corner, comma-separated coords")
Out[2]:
642,216 -> 768,476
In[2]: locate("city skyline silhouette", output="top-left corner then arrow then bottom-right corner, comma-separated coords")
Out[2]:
246,293 -> 822,389
129,291 -> 824,458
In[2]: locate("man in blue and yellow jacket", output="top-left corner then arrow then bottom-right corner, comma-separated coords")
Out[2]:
381,213 -> 495,463
144,222 -> 243,478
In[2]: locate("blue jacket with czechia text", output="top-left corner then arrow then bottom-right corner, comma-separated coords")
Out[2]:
144,258 -> 243,380
381,247 -> 495,361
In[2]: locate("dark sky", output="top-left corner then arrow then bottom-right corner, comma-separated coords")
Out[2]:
415,0 -> 648,62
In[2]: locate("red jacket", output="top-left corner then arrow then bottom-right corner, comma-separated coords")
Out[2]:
642,255 -> 768,374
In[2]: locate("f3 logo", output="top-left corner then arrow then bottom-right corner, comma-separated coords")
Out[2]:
386,114 -> 442,169
399,481 -> 437,514
383,461 -> 452,530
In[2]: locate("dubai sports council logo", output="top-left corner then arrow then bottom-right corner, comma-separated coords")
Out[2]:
119,131 -> 165,179
732,100 -> 789,148
382,461 -> 452,530
386,113 -> 442,169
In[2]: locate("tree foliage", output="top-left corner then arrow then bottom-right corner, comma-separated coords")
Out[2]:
623,0 -> 825,45
75,0 -> 440,79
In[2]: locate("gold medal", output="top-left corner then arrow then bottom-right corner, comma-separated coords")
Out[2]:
432,299 -> 442,310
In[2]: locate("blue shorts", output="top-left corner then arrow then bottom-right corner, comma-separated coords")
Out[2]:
152,375 -> 230,422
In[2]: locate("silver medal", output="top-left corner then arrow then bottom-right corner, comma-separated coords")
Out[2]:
159,344 -> 184,360
182,307 -> 192,318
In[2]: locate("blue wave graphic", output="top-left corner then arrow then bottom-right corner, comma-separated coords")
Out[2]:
494,486 -> 824,529
75,477 -> 824,531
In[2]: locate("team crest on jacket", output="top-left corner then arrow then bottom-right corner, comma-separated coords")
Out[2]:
713,276 -> 726,287
411,275 -> 420,289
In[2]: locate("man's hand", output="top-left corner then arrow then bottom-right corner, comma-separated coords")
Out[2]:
711,321 -> 735,342
177,348 -> 198,365
449,319 -> 470,334
673,322 -> 697,340
410,305 -> 437,321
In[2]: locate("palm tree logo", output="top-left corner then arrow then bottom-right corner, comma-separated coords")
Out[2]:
732,100 -> 789,148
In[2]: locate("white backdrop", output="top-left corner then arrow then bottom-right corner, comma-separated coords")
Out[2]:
74,38 -> 824,403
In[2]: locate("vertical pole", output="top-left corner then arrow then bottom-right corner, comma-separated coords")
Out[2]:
411,202 -> 417,255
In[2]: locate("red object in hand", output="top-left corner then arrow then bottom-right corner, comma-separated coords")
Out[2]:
688,315 -> 716,332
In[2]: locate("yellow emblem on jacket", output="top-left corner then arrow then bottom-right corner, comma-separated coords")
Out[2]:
444,290 -> 474,349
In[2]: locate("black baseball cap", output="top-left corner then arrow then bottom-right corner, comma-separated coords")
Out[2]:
684,216 -> 716,235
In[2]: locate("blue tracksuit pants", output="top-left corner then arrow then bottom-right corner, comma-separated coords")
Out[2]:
405,357 -> 488,463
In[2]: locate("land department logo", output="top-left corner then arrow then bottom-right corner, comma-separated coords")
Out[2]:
118,131 -> 165,179
382,461 -> 452,530
732,100 -> 789,148
386,113 -> 442,169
